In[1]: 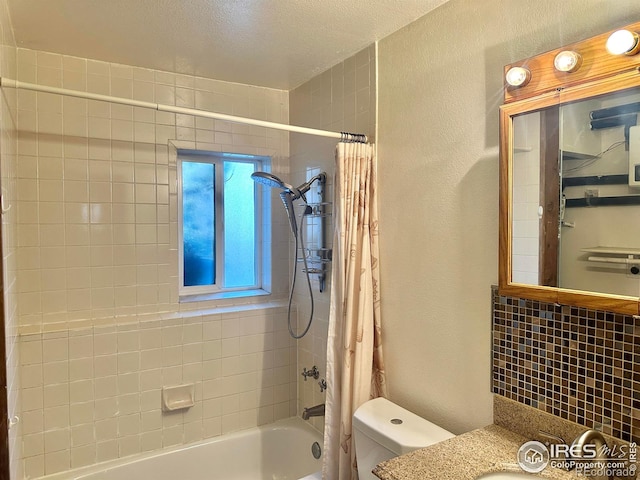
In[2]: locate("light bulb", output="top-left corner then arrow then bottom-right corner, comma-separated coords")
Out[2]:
554,51 -> 582,73
606,29 -> 640,55
505,66 -> 531,87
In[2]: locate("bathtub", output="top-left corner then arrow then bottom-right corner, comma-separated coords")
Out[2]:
39,418 -> 322,480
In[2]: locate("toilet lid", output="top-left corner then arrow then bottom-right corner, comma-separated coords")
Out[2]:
353,397 -> 454,454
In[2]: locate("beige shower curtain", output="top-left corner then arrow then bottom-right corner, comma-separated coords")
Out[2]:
323,142 -> 387,480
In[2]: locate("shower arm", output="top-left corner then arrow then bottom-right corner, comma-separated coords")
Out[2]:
291,173 -> 327,202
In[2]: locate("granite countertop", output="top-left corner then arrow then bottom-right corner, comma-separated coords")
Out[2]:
373,424 -> 576,480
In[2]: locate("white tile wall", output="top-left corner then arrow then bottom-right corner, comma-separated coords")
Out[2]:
511,112 -> 540,285
0,0 -> 20,476
13,49 -> 298,478
15,48 -> 292,327
289,44 -> 377,432
19,307 -> 295,477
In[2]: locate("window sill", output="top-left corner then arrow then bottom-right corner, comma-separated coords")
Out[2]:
179,289 -> 271,304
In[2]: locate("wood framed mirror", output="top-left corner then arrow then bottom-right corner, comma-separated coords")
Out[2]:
499,21 -> 640,315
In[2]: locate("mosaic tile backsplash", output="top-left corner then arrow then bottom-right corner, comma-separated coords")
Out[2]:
492,287 -> 640,442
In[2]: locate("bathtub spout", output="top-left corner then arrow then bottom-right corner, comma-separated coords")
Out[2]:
302,403 -> 325,420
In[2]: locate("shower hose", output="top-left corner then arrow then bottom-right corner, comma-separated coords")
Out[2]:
287,206 -> 314,339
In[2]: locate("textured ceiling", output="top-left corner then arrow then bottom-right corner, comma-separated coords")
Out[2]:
7,0 -> 449,90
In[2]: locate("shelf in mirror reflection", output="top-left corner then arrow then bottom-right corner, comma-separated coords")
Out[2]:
582,246 -> 640,268
581,246 -> 640,256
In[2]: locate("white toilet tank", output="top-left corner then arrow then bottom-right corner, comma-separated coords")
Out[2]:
352,397 -> 454,480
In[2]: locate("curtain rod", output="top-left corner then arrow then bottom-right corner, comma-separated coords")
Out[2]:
0,78 -> 367,143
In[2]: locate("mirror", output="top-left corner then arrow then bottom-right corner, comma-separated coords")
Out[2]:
499,22 -> 640,315
512,87 -> 640,297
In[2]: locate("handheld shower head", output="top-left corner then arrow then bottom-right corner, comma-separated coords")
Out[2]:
251,171 -> 327,237
250,172 -> 294,191
251,171 -> 326,200
252,171 -> 298,237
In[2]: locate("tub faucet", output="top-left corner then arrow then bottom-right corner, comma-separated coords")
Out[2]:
302,403 -> 325,420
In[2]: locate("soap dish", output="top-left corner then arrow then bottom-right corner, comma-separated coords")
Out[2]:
162,383 -> 195,412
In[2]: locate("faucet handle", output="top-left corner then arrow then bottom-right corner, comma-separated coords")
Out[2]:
538,431 -> 574,471
302,366 -> 319,381
538,431 -> 566,445
318,378 -> 327,392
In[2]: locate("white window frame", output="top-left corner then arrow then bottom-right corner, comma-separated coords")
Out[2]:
177,150 -> 265,298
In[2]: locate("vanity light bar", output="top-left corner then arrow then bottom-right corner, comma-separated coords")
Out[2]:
504,26 -> 640,90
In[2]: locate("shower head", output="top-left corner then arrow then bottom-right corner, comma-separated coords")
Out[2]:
252,171 -> 298,237
251,171 -> 326,202
250,172 -> 294,191
251,171 -> 327,237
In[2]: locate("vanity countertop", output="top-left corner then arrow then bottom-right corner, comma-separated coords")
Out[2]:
372,424 -> 575,480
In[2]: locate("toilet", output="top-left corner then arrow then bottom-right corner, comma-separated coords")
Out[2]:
352,397 -> 454,480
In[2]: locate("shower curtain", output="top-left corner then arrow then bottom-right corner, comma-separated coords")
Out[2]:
323,142 -> 387,480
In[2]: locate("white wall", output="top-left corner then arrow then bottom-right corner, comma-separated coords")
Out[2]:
377,0 -> 640,434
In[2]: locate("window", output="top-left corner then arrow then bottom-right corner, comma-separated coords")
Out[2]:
178,151 -> 266,298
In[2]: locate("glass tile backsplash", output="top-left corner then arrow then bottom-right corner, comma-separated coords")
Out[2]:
491,286 -> 639,442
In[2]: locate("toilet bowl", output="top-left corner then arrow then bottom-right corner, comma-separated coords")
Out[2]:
352,397 -> 454,480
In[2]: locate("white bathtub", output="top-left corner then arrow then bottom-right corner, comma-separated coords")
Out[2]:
38,418 -> 323,480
